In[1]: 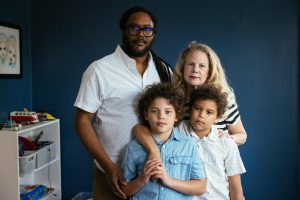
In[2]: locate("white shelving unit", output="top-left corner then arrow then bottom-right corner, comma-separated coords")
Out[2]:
0,119 -> 61,200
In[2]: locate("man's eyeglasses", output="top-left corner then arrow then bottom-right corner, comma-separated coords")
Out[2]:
126,25 -> 155,37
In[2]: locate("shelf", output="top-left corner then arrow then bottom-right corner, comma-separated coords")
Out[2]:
0,119 -> 61,200
35,158 -> 60,172
42,189 -> 61,200
1,120 -> 58,133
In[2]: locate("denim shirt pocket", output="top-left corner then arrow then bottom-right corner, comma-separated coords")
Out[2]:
167,156 -> 192,180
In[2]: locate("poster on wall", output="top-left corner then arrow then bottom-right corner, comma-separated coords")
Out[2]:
0,21 -> 22,78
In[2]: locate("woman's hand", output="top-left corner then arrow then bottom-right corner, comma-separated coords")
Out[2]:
218,129 -> 231,138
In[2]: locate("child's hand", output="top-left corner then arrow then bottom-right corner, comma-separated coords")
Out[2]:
140,159 -> 161,184
151,161 -> 171,186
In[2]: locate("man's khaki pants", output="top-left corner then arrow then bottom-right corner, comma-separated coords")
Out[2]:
93,164 -> 124,200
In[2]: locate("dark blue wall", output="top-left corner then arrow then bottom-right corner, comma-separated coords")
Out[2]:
1,0 -> 298,199
0,0 -> 32,116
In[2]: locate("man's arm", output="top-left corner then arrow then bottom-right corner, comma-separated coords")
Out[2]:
74,108 -> 126,199
133,124 -> 161,160
228,174 -> 244,200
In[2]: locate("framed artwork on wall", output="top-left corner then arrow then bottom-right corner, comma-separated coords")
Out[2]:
0,21 -> 22,78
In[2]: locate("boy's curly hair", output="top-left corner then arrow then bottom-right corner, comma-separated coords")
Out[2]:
137,83 -> 185,127
189,84 -> 228,118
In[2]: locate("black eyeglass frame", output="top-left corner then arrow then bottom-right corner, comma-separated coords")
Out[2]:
126,25 -> 156,37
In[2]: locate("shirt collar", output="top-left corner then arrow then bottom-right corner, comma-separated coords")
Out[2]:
189,124 -> 219,142
151,128 -> 182,145
115,44 -> 153,68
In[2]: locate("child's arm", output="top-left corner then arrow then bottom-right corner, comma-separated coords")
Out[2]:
163,178 -> 206,196
224,138 -> 246,200
133,124 -> 161,160
121,159 -> 161,197
152,162 -> 206,196
228,174 -> 244,200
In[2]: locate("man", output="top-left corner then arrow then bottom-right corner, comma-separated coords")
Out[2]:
74,7 -> 172,200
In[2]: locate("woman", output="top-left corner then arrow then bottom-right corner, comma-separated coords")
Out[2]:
134,41 -> 247,159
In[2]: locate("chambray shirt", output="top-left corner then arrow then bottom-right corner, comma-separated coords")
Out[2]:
121,128 -> 206,200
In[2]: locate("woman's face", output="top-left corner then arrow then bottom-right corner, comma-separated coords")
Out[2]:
183,50 -> 209,87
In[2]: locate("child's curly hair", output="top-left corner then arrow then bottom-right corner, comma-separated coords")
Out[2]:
137,83 -> 185,127
189,84 -> 228,118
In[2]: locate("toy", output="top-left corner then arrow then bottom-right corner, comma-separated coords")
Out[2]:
20,185 -> 48,200
10,111 -> 39,124
37,112 -> 56,121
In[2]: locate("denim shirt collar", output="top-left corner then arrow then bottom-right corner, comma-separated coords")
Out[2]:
151,128 -> 182,145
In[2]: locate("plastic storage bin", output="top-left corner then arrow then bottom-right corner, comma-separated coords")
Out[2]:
71,192 -> 93,200
19,151 -> 37,177
35,141 -> 56,168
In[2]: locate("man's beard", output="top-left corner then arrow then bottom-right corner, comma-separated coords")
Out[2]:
122,35 -> 154,57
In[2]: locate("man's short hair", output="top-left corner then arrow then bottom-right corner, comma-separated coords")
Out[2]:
119,6 -> 158,30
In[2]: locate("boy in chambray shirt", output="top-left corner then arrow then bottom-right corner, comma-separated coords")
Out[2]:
121,83 -> 206,200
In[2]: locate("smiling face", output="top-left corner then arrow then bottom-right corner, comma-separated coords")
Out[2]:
190,99 -> 219,137
8,45 -> 16,66
144,97 -> 178,141
0,41 -> 7,61
122,11 -> 155,57
183,50 -> 209,88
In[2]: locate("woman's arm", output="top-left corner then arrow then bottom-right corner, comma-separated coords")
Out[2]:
228,118 -> 247,145
228,174 -> 244,200
133,124 -> 161,160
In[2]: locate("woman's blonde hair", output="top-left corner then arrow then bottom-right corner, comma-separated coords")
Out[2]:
173,41 -> 235,102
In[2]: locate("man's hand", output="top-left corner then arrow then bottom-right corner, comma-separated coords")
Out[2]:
104,163 -> 127,199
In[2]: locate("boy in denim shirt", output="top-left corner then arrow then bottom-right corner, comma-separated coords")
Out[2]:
121,83 -> 206,200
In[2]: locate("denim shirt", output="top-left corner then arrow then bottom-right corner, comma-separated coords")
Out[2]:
121,128 -> 206,200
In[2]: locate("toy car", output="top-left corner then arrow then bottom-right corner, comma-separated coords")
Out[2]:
10,111 -> 39,123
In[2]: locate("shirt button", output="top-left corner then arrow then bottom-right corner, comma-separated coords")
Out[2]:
161,187 -> 164,190
162,145 -> 165,148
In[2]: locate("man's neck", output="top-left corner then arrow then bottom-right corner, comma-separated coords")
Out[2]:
134,53 -> 149,76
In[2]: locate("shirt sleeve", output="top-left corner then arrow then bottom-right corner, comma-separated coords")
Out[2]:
224,102 -> 240,126
74,63 -> 102,113
190,141 -> 206,179
121,143 -> 138,182
224,90 -> 241,126
224,139 -> 246,176
215,93 -> 241,130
